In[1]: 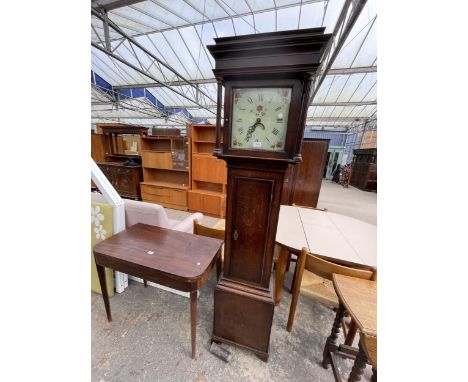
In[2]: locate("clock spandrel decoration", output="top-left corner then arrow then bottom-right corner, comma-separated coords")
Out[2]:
207,28 -> 331,361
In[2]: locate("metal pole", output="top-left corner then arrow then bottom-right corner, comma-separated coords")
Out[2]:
214,78 -> 223,156
91,42 -> 216,115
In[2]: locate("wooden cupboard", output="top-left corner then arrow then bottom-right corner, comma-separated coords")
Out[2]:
97,162 -> 142,200
350,148 -> 377,192
92,123 -> 148,200
281,138 -> 330,207
187,124 -> 227,217
140,135 -> 190,210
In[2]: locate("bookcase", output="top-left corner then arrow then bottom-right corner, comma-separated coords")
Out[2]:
187,124 -> 227,217
140,135 -> 190,210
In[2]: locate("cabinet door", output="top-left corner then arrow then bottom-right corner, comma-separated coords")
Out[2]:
223,167 -> 284,288
192,155 -> 226,184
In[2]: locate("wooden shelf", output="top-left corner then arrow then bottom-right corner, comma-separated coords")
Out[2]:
190,188 -> 224,197
140,135 -> 190,211
141,181 -> 189,190
188,124 -> 227,217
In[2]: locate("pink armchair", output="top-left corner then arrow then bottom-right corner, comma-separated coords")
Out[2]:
124,199 -> 203,233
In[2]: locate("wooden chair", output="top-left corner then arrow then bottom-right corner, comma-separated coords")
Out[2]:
193,219 -> 225,279
193,218 -> 225,241
287,247 -> 373,332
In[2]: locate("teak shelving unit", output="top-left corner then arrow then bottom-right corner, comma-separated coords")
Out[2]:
188,124 -> 227,217
140,135 -> 190,210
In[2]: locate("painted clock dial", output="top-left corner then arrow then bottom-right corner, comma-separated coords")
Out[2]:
231,87 -> 292,151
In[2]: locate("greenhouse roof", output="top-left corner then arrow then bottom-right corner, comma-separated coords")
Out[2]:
91,0 -> 376,131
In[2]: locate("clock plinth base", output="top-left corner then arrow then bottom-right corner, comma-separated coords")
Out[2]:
212,277 -> 274,362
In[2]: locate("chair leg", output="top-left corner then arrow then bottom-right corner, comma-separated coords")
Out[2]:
348,339 -> 369,382
344,319 -> 358,346
285,252 -> 292,272
290,261 -> 298,294
274,247 -> 289,305
144,280 -> 148,288
322,303 -> 345,369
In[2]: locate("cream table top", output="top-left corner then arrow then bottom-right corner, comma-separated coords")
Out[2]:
275,205 -> 376,268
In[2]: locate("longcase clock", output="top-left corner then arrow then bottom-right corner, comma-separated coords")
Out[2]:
207,28 -> 331,361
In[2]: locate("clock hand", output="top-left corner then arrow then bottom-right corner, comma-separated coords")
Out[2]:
245,118 -> 264,142
245,118 -> 260,142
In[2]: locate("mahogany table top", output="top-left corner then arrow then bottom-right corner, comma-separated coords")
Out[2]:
93,223 -> 223,282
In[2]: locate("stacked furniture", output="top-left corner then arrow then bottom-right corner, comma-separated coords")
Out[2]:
350,148 -> 377,192
281,138 -> 330,207
188,124 -> 227,217
140,135 -> 190,211
93,123 -> 148,200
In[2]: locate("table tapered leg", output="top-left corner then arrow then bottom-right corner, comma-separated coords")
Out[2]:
144,280 -> 148,288
96,262 -> 112,322
287,249 -> 307,332
348,340 -> 369,382
190,290 -> 197,359
274,246 -> 288,305
322,303 -> 345,368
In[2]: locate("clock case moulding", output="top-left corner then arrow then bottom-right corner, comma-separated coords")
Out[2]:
207,27 -> 331,361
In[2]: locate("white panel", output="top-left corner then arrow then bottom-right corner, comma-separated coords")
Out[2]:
112,6 -> 172,31
221,0 -> 250,14
186,0 -> 229,19
195,23 -> 217,69
233,15 -> 255,35
348,73 -> 376,101
361,82 -> 377,102
163,29 -> 201,79
299,2 -> 325,29
179,26 -> 213,78
322,0 -> 346,32
147,33 -> 191,78
324,75 -> 351,102
275,0 -> 302,6
153,0 -> 205,24
253,10 -> 276,33
351,22 -> 377,67
248,0 -> 276,11
213,19 -> 235,37
277,6 -> 300,31
332,73 -> 365,101
107,12 -> 153,34
133,35 -> 175,81
131,2 -> 187,28
313,76 -> 335,103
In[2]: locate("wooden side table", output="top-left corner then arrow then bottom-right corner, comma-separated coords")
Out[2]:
93,223 -> 223,359
322,274 -> 377,381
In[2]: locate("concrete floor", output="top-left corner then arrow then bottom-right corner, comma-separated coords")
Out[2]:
92,181 -> 376,381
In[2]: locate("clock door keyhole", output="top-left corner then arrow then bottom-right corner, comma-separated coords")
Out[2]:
233,229 -> 239,241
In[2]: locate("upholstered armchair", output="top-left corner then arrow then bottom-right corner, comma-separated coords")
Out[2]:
124,199 -> 204,233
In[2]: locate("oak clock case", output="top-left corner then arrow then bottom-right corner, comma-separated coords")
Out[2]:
207,28 -> 331,362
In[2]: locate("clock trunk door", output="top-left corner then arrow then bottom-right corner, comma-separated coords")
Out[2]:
224,166 -> 284,289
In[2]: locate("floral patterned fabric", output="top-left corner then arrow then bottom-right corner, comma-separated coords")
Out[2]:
91,201 -> 114,296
